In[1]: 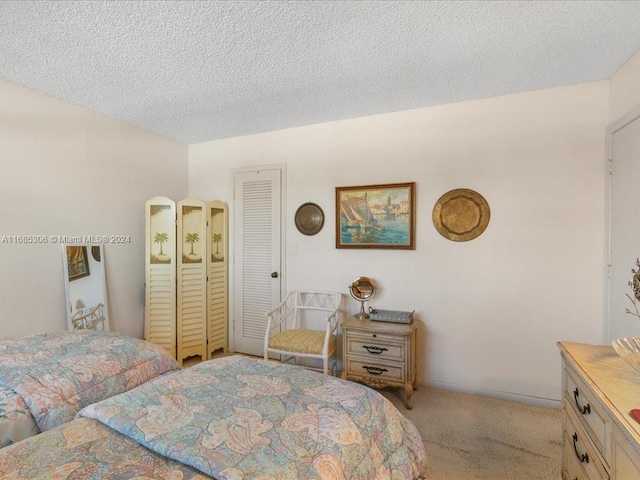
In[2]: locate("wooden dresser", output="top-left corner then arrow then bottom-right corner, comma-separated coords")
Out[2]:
558,342 -> 640,480
341,315 -> 417,409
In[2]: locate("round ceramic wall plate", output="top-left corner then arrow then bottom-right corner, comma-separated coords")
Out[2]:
295,202 -> 325,236
432,188 -> 490,242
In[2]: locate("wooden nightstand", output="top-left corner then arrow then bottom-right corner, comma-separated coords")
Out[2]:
341,315 -> 417,409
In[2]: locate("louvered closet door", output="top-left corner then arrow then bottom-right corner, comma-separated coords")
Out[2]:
177,198 -> 208,365
233,168 -> 282,356
145,197 -> 177,357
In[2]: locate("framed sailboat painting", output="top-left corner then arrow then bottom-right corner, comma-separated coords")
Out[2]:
335,182 -> 416,249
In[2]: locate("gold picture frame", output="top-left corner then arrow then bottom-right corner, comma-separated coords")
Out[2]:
336,182 -> 416,249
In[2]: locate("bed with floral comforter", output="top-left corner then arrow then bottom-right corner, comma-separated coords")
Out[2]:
0,386 -> 36,449
0,330 -> 180,446
0,355 -> 427,479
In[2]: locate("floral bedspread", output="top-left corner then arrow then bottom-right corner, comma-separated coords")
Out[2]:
0,386 -> 37,448
0,417 -> 210,479
0,330 -> 180,438
79,355 -> 428,479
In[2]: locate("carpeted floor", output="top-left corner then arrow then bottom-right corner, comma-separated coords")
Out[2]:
380,386 -> 562,480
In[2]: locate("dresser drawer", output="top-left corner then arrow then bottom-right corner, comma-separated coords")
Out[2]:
563,406 -> 608,480
564,367 -> 608,459
346,358 -> 405,384
563,435 -> 593,480
346,334 -> 405,362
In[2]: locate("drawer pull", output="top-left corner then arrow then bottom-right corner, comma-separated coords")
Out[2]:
362,345 -> 389,354
363,366 -> 388,375
573,388 -> 591,415
572,432 -> 589,464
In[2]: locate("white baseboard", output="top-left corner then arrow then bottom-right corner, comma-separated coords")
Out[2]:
423,379 -> 562,410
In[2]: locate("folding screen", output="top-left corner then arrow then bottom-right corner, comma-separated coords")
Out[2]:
145,197 -> 228,365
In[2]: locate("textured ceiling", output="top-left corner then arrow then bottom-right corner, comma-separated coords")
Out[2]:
1,1 -> 640,144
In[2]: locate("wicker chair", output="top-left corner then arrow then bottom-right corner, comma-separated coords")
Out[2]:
264,290 -> 342,375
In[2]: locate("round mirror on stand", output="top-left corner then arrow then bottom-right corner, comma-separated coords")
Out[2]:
349,276 -> 376,319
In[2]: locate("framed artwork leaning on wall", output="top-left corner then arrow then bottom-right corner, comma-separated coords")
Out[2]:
335,182 -> 416,249
66,245 -> 90,281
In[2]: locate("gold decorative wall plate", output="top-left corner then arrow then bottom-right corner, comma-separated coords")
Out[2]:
432,188 -> 490,242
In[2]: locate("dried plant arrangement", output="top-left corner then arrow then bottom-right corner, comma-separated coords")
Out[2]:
626,258 -> 640,319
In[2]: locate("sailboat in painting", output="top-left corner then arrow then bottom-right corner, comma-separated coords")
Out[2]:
340,195 -> 362,229
340,192 -> 384,234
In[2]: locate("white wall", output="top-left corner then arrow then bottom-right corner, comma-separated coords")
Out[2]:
0,79 -> 188,339
190,81 -> 609,404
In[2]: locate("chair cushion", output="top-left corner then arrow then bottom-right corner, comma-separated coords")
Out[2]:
269,329 -> 336,355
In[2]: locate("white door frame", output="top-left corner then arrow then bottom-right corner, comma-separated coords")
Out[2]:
227,163 -> 287,353
604,104 -> 640,342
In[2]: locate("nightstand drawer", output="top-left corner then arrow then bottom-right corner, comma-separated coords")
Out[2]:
346,358 -> 405,383
346,336 -> 405,362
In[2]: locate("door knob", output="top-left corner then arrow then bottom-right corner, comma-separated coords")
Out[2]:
271,272 -> 279,278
